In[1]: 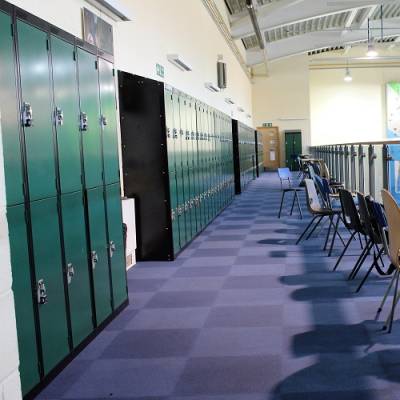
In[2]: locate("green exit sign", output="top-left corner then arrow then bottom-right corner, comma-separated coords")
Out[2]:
156,63 -> 165,78
263,122 -> 273,127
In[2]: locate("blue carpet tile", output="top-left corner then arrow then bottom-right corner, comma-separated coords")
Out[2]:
36,173 -> 400,400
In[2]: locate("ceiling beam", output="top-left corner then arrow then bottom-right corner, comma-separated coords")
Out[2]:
246,24 -> 400,65
231,0 -> 398,39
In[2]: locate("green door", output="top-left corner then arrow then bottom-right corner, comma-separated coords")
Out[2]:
30,197 -> 69,375
285,131 -> 302,171
7,204 -> 40,396
51,36 -> 82,194
165,89 -> 180,255
105,183 -> 128,309
17,20 -> 57,201
61,191 -> 93,346
86,186 -> 112,324
98,58 -> 120,185
77,49 -> 103,189
0,11 -> 24,206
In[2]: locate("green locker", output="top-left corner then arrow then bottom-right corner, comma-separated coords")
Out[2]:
77,48 -> 103,189
105,183 -> 128,309
0,11 -> 24,206
17,20 -> 57,201
165,89 -> 180,254
51,35 -> 82,194
7,204 -> 40,396
30,197 -> 69,374
195,102 -> 203,232
60,191 -> 93,346
172,92 -> 186,247
188,99 -> 197,237
86,186 -> 112,324
99,58 -> 120,185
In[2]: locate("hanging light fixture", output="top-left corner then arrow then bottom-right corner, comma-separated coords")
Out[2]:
344,67 -> 352,82
366,17 -> 378,58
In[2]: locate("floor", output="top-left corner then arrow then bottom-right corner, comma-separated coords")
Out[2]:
36,173 -> 400,400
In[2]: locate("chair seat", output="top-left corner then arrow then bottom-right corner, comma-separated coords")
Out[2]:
312,207 -> 340,216
283,188 -> 303,193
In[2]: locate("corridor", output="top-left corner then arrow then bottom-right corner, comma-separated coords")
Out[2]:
37,173 -> 400,400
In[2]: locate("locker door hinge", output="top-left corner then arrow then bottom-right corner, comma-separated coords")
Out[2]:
95,60 -> 98,70
73,50 -> 76,61
46,38 -> 49,51
10,23 -> 14,36
112,68 -> 115,76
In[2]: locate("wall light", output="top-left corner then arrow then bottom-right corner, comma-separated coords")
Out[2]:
344,67 -> 352,82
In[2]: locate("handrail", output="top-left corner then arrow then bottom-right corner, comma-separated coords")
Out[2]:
312,139 -> 400,146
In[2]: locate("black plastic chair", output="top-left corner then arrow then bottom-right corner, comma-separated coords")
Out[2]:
333,189 -> 366,272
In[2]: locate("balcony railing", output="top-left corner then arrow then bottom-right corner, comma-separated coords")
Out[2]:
311,140 -> 400,203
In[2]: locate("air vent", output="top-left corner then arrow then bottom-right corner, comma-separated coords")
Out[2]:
205,82 -> 220,92
225,97 -> 235,104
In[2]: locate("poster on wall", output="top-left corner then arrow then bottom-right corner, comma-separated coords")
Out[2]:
82,8 -> 114,54
386,82 -> 400,200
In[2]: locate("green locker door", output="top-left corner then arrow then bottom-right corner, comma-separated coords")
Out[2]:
17,20 -> 57,201
61,191 -> 93,346
285,131 -> 302,170
105,183 -> 128,309
98,58 -> 120,185
195,102 -> 203,232
30,197 -> 69,374
165,89 -> 180,254
51,36 -> 82,194
7,205 -> 40,395
0,11 -> 24,206
77,49 -> 103,189
87,186 -> 112,324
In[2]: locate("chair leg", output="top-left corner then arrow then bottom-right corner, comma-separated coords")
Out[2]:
333,232 -> 356,271
356,259 -> 376,293
385,269 -> 400,333
290,192 -> 296,216
348,241 -> 373,281
295,191 -> 303,219
377,271 -> 398,315
328,214 -> 341,257
296,216 -> 317,245
358,232 -> 364,250
305,216 -> 324,240
278,191 -> 286,218
323,216 -> 333,251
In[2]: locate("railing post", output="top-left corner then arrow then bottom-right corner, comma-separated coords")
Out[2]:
339,145 -> 344,185
359,145 -> 365,194
369,144 -> 376,197
344,145 -> 350,189
383,144 -> 390,190
350,145 -> 356,192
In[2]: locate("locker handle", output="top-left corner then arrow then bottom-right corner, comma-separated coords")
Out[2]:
101,114 -> 108,127
67,263 -> 75,285
109,241 -> 116,258
80,112 -> 88,131
22,102 -> 33,127
91,251 -> 98,270
37,279 -> 48,305
55,107 -> 64,126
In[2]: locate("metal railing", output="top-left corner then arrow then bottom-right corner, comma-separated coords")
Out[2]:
311,140 -> 400,203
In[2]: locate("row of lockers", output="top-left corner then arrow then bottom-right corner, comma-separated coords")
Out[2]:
165,88 -> 235,253
119,72 -> 261,261
0,6 -> 127,398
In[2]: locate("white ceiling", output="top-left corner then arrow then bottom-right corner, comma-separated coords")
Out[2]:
223,0 -> 400,65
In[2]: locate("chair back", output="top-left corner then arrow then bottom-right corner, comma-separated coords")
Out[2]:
366,197 -> 386,248
320,161 -> 330,179
278,168 -> 291,181
381,189 -> 400,268
314,175 -> 329,207
304,179 -> 322,213
357,192 -> 378,243
339,189 -> 363,232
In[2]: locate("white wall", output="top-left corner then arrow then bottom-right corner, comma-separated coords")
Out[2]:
0,112 -> 22,399
115,0 -> 253,124
310,65 -> 400,146
252,55 -> 311,164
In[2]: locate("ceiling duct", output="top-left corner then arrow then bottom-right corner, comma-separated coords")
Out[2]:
245,0 -> 264,50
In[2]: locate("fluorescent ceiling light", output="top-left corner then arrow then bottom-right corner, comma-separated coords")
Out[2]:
246,114 -> 252,118
167,54 -> 192,71
205,82 -> 220,92
344,67 -> 352,82
225,97 -> 235,104
237,107 -> 244,112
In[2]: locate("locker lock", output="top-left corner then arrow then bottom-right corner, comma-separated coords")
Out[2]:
171,209 -> 176,221
91,251 -> 98,270
109,241 -> 116,258
173,128 -> 178,139
67,263 -> 75,285
80,112 -> 88,131
37,279 -> 48,305
101,114 -> 108,127
22,102 -> 33,127
55,107 -> 64,126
